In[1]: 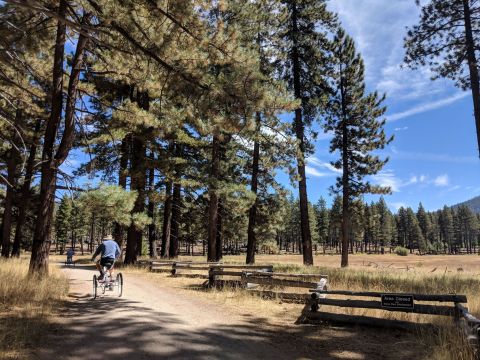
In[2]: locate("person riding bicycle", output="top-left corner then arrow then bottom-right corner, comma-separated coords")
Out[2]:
66,247 -> 75,263
91,235 -> 121,281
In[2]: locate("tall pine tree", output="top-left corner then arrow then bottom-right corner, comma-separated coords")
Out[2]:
325,29 -> 393,267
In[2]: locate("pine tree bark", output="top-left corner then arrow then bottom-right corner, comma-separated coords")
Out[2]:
124,91 -> 148,264
1,150 -> 17,258
11,119 -> 41,257
246,113 -> 261,264
462,0 -> 480,158
215,199 -> 223,262
30,3 -> 90,274
169,182 -> 181,259
113,134 -> 130,254
207,133 -> 220,262
169,144 -> 182,259
147,151 -> 157,258
160,181 -> 172,258
291,2 -> 313,266
160,141 -> 174,258
340,59 -> 350,268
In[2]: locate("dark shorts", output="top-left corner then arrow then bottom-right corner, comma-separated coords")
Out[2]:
100,257 -> 115,269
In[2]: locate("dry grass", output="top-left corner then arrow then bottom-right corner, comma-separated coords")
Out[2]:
0,258 -> 68,360
131,255 -> 480,360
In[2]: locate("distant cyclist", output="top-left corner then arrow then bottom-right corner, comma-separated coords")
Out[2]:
91,235 -> 121,280
66,247 -> 75,263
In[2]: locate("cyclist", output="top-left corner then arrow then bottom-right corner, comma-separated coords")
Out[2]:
91,235 -> 121,281
66,247 -> 75,264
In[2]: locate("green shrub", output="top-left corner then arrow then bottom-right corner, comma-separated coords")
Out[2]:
394,246 -> 409,256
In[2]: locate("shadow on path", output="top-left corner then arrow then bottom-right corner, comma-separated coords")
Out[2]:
33,293 -> 427,360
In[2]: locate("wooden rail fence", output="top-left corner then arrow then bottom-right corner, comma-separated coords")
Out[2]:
305,288 -> 480,355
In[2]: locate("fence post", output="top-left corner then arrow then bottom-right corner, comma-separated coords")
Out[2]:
171,262 -> 177,276
241,271 -> 247,289
208,266 -> 216,288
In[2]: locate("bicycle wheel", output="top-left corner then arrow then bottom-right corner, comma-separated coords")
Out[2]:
92,275 -> 98,299
116,273 -> 123,297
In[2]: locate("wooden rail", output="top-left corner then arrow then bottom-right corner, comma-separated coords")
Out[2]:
309,290 -> 467,303
310,298 -> 455,316
242,275 -> 321,289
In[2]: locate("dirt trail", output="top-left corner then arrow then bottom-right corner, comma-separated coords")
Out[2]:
33,263 -> 426,360
33,264 -> 305,360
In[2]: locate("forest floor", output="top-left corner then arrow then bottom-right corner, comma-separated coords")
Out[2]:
31,257 -> 431,360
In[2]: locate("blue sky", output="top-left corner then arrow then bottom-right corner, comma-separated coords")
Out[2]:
62,0 -> 480,212
294,0 -> 480,212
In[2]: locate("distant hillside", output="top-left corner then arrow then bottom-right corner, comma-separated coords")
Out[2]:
452,196 -> 480,213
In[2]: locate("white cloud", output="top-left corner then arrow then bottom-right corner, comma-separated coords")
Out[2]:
305,166 -> 330,177
433,174 -> 449,187
387,93 -> 469,122
388,149 -> 478,164
328,1 -> 465,121
307,156 -> 342,174
372,170 -> 402,192
394,126 -> 409,131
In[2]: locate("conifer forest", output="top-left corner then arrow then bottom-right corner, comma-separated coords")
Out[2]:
1,0 -> 480,276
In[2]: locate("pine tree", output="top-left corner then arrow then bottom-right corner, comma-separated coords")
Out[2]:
315,197 -> 329,253
406,207 -> 425,253
404,0 -> 480,157
416,202 -> 432,249
329,195 -> 342,253
376,197 -> 393,254
278,0 -> 337,265
325,29 -> 393,267
55,195 -> 72,255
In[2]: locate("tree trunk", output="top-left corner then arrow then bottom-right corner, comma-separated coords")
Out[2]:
124,92 -> 148,264
246,113 -> 261,264
30,4 -> 90,274
160,181 -> 173,258
29,0 -> 67,274
147,151 -> 157,258
89,214 -> 95,253
12,119 -> 41,257
169,182 -> 181,259
463,0 -> 480,158
1,151 -> 17,258
215,199 -> 223,262
291,2 -> 313,266
207,133 -> 220,262
113,134 -> 130,254
169,144 -> 182,259
340,59 -> 350,268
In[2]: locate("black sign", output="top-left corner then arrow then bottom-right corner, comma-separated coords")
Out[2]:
381,294 -> 414,310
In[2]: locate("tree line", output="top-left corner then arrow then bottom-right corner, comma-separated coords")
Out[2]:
52,191 -> 480,258
0,0 -> 479,274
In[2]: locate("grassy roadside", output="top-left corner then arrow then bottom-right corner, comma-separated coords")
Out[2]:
0,258 -> 68,360
124,256 -> 479,360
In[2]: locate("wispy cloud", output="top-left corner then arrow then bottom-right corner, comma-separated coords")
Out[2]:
371,170 -> 402,192
305,166 -> 330,177
371,171 -> 452,192
433,174 -> 449,187
307,156 -> 342,174
394,126 -> 409,131
388,148 -> 478,164
387,93 -> 469,122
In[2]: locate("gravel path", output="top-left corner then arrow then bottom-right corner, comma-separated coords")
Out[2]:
33,264 -> 305,360
32,263 -> 427,360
